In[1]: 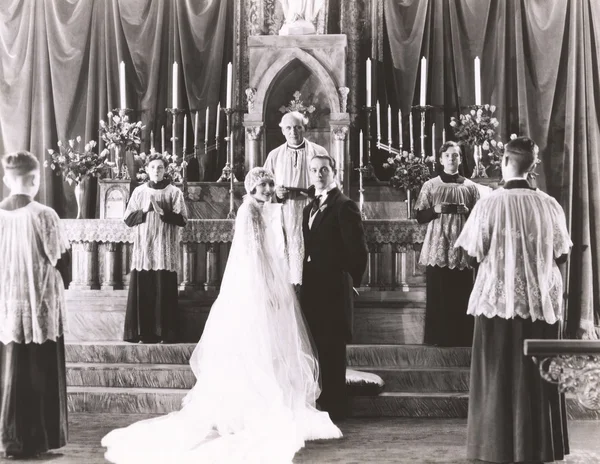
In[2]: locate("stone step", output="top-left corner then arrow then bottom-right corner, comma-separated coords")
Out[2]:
66,387 -> 600,420
66,363 -> 196,389
353,366 -> 470,393
65,342 -> 471,368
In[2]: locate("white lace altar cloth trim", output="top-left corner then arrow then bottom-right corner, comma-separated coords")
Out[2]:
0,202 -> 68,344
414,177 -> 480,269
455,188 -> 572,324
61,219 -> 427,245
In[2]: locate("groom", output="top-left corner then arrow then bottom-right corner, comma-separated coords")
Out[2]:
301,154 -> 368,420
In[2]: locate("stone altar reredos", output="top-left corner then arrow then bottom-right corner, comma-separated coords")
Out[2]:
243,34 -> 351,192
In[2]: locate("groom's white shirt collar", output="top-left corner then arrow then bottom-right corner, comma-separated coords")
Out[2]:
314,182 -> 337,202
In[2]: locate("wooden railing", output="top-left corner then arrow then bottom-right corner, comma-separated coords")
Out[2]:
61,219 -> 428,293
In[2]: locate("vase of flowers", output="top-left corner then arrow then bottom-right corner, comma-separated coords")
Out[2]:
135,150 -> 188,184
384,151 -> 432,219
45,138 -> 114,218
99,110 -> 145,179
450,104 -> 500,178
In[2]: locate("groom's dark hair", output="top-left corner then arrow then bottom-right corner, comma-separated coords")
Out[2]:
310,154 -> 337,173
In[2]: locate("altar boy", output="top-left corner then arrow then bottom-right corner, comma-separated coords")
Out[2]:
0,151 -> 69,458
455,137 -> 571,463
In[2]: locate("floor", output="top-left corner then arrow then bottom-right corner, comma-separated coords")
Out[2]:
3,415 -> 600,464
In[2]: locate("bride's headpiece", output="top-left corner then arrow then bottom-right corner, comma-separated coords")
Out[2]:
244,167 -> 275,194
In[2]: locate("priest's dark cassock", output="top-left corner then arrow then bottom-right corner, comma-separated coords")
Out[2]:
123,179 -> 187,343
0,195 -> 69,458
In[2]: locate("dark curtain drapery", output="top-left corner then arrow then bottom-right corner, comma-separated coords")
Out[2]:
383,0 -> 600,335
0,0 -> 231,217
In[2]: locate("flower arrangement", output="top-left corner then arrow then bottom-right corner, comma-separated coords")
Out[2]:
135,151 -> 188,183
99,110 -> 145,152
384,151 -> 432,193
450,104 -> 499,147
45,137 -> 114,185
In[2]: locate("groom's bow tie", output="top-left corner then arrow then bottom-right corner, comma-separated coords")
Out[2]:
310,194 -> 323,215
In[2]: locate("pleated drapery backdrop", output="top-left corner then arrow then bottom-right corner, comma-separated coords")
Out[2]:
0,0 -> 231,217
382,0 -> 600,335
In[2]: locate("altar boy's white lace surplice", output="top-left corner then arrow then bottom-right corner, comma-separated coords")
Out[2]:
0,202 -> 68,344
102,196 -> 341,464
454,188 -> 572,324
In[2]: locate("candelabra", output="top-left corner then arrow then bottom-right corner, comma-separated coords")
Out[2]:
412,105 -> 434,159
166,108 -> 188,197
217,107 -> 239,219
362,105 -> 379,181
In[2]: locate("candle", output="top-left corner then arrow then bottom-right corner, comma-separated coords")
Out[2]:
398,109 -> 403,149
226,63 -> 233,109
194,111 -> 199,147
376,101 -> 381,140
366,58 -> 372,106
420,57 -> 427,106
172,62 -> 178,109
216,102 -> 221,139
387,104 -> 392,142
431,123 -> 435,158
359,130 -> 364,168
409,112 -> 414,151
161,126 -> 165,153
474,56 -> 481,105
205,107 -> 210,144
183,115 -> 188,153
442,128 -> 446,144
119,61 -> 126,109
150,130 -> 154,150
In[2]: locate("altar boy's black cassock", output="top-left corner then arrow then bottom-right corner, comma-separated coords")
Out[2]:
300,187 -> 367,419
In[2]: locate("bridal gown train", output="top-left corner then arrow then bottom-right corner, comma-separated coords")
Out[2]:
102,196 -> 341,463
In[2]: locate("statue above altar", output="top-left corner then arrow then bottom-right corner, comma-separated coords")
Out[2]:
278,0 -> 323,35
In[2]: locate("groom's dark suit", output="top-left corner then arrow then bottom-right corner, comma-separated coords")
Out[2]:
300,186 -> 367,419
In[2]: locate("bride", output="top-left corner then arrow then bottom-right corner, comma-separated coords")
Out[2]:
102,167 -> 342,463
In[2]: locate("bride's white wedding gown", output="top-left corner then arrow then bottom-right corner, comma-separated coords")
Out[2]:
101,196 -> 341,463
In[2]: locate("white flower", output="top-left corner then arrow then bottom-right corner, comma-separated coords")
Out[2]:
58,155 -> 66,163
50,163 -> 56,169
484,104 -> 490,110
498,142 -> 504,149
491,140 -> 497,147
57,140 -> 62,147
84,143 -> 90,152
450,120 -> 457,127
89,140 -> 97,148
48,149 -> 55,155
76,135 -> 82,143
482,140 -> 490,150
470,110 -> 476,116
510,133 -> 517,140
490,105 -> 496,113
43,160 -> 49,167
477,109 -> 483,117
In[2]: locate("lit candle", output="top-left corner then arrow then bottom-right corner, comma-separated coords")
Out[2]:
431,123 -> 435,158
359,130 -> 364,168
442,128 -> 446,144
183,115 -> 188,154
215,102 -> 221,139
205,107 -> 210,144
119,61 -> 126,109
226,62 -> 233,109
387,104 -> 392,142
366,58 -> 372,106
172,62 -> 178,109
194,111 -> 199,147
161,125 -> 165,153
150,130 -> 154,150
409,112 -> 414,152
376,101 -> 381,140
398,109 -> 403,149
420,57 -> 427,106
474,56 -> 481,105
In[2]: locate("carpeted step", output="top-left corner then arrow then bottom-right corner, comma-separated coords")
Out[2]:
65,341 -> 195,364
353,366 -> 470,393
66,388 -> 600,420
66,363 -> 196,389
347,345 -> 471,368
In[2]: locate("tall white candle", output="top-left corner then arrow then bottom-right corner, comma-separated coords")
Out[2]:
150,130 -> 154,150
194,111 -> 199,147
226,63 -> 233,109
172,62 -> 178,109
409,112 -> 414,151
183,115 -> 188,153
431,123 -> 435,158
474,56 -> 481,105
420,57 -> 427,106
366,58 -> 372,106
119,61 -> 126,109
161,126 -> 165,153
398,109 -> 403,149
387,105 -> 392,142
205,107 -> 210,144
442,128 -> 446,144
216,102 -> 221,139
359,130 -> 364,168
376,101 -> 381,140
